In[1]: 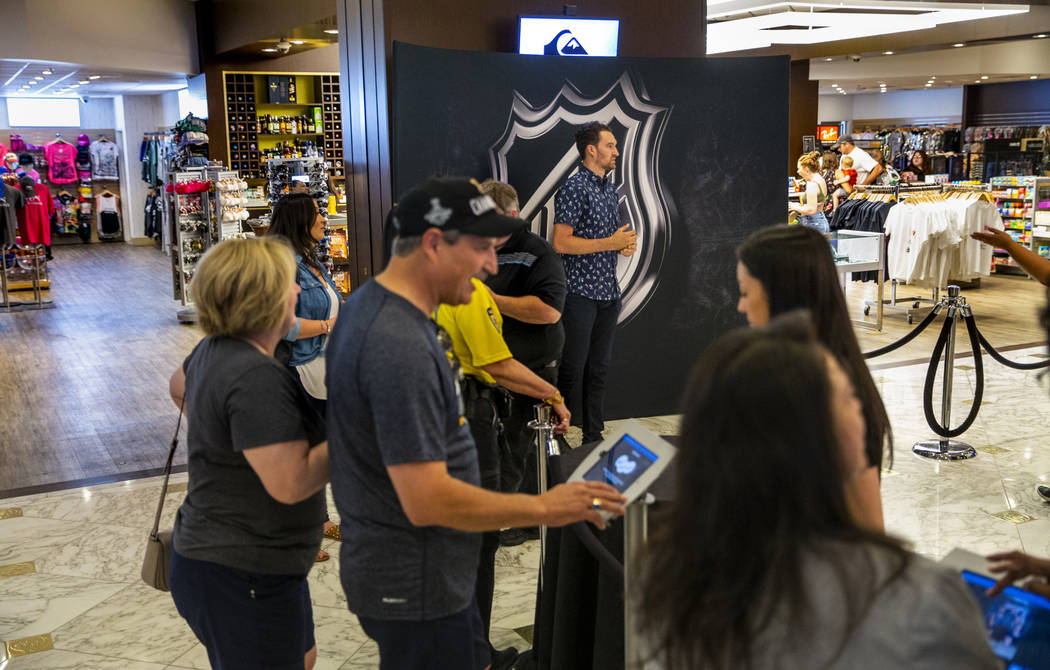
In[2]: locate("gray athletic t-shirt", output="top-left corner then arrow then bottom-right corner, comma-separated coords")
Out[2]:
327,280 -> 481,621
173,337 -> 326,576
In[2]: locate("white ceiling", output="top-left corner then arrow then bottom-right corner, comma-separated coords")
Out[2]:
0,59 -> 188,99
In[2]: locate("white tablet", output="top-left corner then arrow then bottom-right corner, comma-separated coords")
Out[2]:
566,421 -> 676,518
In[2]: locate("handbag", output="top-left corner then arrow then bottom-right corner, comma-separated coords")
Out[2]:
141,399 -> 185,591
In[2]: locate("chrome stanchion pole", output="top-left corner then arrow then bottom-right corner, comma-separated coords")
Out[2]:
623,494 -> 652,670
528,403 -> 559,589
1,246 -> 9,312
914,285 -> 976,460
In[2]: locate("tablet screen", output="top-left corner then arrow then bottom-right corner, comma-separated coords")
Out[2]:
582,433 -> 658,494
961,570 -> 1050,669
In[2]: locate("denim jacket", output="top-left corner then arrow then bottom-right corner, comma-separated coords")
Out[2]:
282,253 -> 339,366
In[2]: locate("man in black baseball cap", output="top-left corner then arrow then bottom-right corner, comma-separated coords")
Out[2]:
326,175 -> 626,670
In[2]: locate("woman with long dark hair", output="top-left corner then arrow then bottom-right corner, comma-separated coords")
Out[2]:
736,224 -> 887,530
267,193 -> 341,559
637,315 -> 998,669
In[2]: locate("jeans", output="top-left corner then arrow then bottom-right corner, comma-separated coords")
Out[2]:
558,294 -> 621,443
799,211 -> 830,233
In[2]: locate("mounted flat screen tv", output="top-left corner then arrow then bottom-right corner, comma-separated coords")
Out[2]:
518,17 -> 620,57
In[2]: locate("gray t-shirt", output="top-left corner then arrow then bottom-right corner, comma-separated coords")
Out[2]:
173,337 -> 326,576
327,280 -> 481,621
644,542 -> 1001,670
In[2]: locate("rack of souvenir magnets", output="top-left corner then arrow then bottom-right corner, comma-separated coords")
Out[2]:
168,169 -> 214,322
1,245 -> 54,311
266,156 -> 334,269
207,168 -> 251,240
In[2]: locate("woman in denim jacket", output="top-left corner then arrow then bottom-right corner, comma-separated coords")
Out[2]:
267,193 -> 342,560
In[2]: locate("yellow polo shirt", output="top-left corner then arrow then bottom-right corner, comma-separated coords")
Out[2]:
434,278 -> 512,385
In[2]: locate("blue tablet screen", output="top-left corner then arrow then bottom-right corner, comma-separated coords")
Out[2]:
582,434 -> 658,493
961,570 -> 1050,669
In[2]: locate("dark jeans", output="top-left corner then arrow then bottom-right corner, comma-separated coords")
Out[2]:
501,364 -> 558,496
169,549 -> 315,670
558,294 -> 620,443
462,379 -> 508,643
358,600 -> 490,670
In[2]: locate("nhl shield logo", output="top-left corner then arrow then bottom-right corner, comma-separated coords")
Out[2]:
487,72 -> 675,324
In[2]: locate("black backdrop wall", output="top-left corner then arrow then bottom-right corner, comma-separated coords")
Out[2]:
393,42 -> 788,419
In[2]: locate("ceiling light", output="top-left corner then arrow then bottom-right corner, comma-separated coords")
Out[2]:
324,29 -> 339,34
290,40 -> 305,45
975,80 -> 981,83
42,69 -> 52,75
927,80 -> 935,83
69,84 -> 79,88
88,75 -> 100,80
262,47 -> 277,52
1035,34 -> 1048,38
883,51 -> 894,55
824,57 -> 833,61
78,80 -> 89,84
1032,75 -> 1039,79
953,43 -> 965,47
33,76 -> 43,80
981,75 -> 989,79
925,83 -> 932,87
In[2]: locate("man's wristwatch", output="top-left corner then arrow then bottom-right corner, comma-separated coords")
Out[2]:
542,391 -> 564,406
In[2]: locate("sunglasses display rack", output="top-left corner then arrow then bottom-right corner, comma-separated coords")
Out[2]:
167,169 -> 214,321
265,156 -> 342,277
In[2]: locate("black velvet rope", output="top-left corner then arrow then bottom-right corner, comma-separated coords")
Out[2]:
922,312 -> 984,438
976,329 -> 1050,370
548,456 -> 626,581
863,305 -> 941,359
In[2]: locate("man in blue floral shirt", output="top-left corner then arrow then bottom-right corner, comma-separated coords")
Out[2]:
552,122 -> 636,444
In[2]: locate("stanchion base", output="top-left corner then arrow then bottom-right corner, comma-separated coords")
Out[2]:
176,306 -> 197,323
913,440 -> 976,461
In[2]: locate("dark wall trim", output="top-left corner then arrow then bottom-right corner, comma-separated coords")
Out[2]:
962,78 -> 1050,128
338,0 -> 393,286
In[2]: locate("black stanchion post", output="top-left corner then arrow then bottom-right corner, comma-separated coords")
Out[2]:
529,403 -> 558,590
914,285 -> 977,460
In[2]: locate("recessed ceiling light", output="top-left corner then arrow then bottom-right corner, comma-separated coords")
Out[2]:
262,47 -> 277,52
884,51 -> 894,55
78,80 -> 89,84
927,80 -> 935,83
290,40 -> 305,45
324,29 -> 339,34
42,69 -> 52,75
975,80 -> 981,83
1035,34 -> 1048,38
88,75 -> 100,80
953,43 -> 965,47
831,83 -> 839,87
824,57 -> 833,61
33,76 -> 43,80
981,75 -> 989,79
925,84 -> 932,87
1032,75 -> 1039,79
69,84 -> 79,88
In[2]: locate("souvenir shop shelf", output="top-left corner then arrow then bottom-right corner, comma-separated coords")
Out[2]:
168,169 -> 214,305
991,176 -> 1050,274
221,72 -> 345,181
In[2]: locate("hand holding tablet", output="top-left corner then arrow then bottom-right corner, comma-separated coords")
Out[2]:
537,481 -> 626,530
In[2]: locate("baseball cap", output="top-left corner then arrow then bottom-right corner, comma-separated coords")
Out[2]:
390,176 -> 524,238
832,134 -> 856,150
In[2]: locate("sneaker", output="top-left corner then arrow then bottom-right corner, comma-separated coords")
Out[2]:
500,527 -> 540,547
490,646 -> 519,670
1037,485 -> 1050,503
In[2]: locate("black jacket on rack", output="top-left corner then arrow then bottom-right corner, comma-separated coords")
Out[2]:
830,198 -> 895,282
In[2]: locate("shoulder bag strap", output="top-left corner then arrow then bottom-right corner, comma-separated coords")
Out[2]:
149,399 -> 186,540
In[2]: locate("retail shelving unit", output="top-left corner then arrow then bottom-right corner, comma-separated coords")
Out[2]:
169,169 -> 213,321
223,74 -> 260,179
207,168 -> 249,240
991,176 -> 1050,275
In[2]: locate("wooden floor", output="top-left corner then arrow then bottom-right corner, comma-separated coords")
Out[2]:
0,244 -> 202,497
0,245 -> 1046,497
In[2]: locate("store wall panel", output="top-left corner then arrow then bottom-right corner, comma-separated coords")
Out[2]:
963,78 -> 1050,126
116,95 -> 170,241
0,0 -> 198,75
789,60 -> 819,171
392,43 -> 788,419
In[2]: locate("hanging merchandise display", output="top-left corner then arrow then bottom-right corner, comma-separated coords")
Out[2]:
90,135 -> 119,180
45,136 -> 78,184
168,169 -> 214,307
15,176 -> 55,250
172,114 -> 209,171
77,185 -> 93,242
96,189 -> 122,241
55,190 -> 79,235
144,187 -> 163,241
208,169 -> 250,240
992,176 -> 1050,270
75,134 -> 92,183
265,156 -> 337,275
0,175 -> 25,247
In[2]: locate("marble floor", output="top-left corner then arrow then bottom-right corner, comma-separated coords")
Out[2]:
2,346 -> 1050,667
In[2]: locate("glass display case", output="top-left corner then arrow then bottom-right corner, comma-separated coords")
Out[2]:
830,229 -> 885,331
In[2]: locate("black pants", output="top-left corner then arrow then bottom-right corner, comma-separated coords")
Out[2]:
463,380 -> 508,644
557,294 -> 621,443
501,364 -> 557,496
